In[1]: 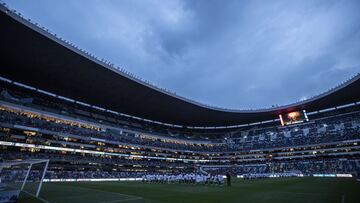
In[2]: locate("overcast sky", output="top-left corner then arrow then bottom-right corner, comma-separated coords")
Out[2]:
4,0 -> 360,110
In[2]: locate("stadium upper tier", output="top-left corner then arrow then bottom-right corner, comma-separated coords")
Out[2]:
0,3 -> 359,127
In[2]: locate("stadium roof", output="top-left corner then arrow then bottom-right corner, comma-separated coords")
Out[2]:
1,3 -> 360,127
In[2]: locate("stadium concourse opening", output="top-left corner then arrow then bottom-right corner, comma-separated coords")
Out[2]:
0,1 -> 360,203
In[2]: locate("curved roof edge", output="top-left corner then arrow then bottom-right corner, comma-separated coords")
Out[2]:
1,2 -> 360,127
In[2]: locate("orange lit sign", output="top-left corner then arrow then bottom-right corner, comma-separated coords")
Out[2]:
279,110 -> 308,126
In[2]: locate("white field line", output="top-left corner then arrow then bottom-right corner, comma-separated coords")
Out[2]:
341,194 -> 345,203
74,185 -> 142,198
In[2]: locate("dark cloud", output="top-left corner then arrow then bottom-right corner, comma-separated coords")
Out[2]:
4,0 -> 360,109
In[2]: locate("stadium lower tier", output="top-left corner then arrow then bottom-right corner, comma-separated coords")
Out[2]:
1,146 -> 360,179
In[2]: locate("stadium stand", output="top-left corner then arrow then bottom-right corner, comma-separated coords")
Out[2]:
0,2 -> 359,202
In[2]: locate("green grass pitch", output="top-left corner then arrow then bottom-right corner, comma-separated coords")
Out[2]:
20,177 -> 360,203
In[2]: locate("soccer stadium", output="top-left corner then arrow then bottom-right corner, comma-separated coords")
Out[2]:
0,1 -> 360,203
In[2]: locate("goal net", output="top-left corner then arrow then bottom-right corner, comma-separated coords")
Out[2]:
0,159 -> 49,202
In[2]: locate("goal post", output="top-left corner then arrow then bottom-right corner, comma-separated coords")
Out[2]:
0,159 -> 49,202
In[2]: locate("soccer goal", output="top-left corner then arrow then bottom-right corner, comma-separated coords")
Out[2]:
0,159 -> 49,202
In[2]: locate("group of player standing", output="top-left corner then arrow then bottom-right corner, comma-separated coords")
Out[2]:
142,173 -> 225,185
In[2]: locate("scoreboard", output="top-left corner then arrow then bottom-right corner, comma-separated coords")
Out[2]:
279,110 -> 309,126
